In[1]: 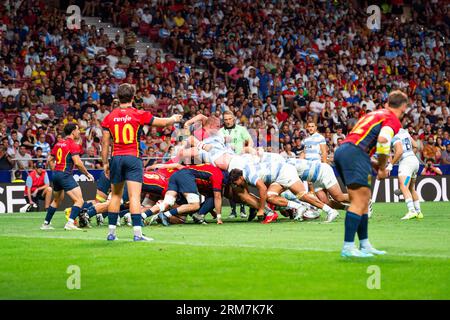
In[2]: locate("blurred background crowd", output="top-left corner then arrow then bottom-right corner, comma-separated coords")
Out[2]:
0,0 -> 449,174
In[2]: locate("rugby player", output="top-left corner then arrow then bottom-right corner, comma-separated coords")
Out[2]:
41,123 -> 94,230
101,83 -> 181,241
334,90 -> 407,257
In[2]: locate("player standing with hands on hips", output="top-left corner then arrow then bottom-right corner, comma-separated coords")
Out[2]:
101,83 -> 182,241
334,90 -> 407,257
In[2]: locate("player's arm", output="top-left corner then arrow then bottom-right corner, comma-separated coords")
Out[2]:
255,179 -> 267,216
183,114 -> 208,128
147,162 -> 185,171
391,141 -> 403,165
213,190 -> 223,223
101,129 -> 111,178
47,155 -> 55,170
152,114 -> 182,127
411,137 -> 418,154
376,126 -> 395,179
320,143 -> 328,163
72,154 -> 94,181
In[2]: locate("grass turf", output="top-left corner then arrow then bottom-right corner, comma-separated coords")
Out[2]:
0,202 -> 449,300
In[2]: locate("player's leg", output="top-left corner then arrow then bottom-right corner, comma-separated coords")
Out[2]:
229,199 -> 238,218
64,185 -> 85,230
399,175 -> 417,220
43,186 -> 53,210
334,143 -> 379,257
41,189 -> 63,230
410,177 -> 422,218
106,156 -> 125,240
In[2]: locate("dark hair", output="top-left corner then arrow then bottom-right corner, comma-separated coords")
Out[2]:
117,83 -> 135,103
14,171 -> 22,179
64,123 -> 78,136
229,169 -> 243,183
388,90 -> 408,109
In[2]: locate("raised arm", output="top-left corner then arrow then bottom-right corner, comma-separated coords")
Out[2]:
183,114 -> 208,129
152,114 -> 182,127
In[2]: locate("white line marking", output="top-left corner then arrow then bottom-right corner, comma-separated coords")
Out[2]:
0,234 -> 449,259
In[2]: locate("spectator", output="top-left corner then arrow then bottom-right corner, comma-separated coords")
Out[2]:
34,134 -> 50,158
14,145 -> 33,170
0,146 -> 14,171
421,158 -> 443,176
440,144 -> 450,165
422,136 -> 441,163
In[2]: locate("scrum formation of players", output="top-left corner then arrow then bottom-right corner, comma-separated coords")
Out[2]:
40,84 -> 414,257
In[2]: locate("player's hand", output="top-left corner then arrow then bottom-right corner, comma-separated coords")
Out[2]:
376,168 -> 389,180
103,164 -> 110,178
171,114 -> 183,123
86,173 -> 95,182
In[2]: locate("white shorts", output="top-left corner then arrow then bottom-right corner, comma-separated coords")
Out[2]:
313,163 -> 338,192
398,156 -> 420,179
274,164 -> 301,188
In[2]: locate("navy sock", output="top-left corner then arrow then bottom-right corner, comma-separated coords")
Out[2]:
131,214 -> 141,227
144,209 -> 154,217
108,212 -> 119,226
169,208 -> 178,216
119,204 -> 127,211
199,197 -> 214,215
357,214 -> 369,241
102,213 -> 108,218
119,209 -> 129,218
44,206 -> 57,224
82,202 -> 93,210
240,204 -> 245,213
69,206 -> 81,221
344,211 -> 362,243
87,206 -> 97,218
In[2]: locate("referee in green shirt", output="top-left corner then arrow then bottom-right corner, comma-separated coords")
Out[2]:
219,111 -> 253,218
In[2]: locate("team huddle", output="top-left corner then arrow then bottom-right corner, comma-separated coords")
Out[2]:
37,84 -> 417,257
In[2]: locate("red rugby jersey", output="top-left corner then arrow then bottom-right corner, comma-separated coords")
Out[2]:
51,138 -> 80,172
157,158 -> 179,180
185,163 -> 224,194
143,171 -> 168,198
344,108 -> 402,156
101,107 -> 154,157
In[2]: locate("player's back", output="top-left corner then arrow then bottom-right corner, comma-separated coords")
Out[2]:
287,158 -> 321,182
392,129 -> 415,161
143,171 -> 168,197
101,107 -> 153,157
242,160 -> 284,186
185,163 -> 224,192
52,138 -> 79,172
343,108 -> 402,156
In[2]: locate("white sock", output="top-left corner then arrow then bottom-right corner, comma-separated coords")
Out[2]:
163,211 -> 172,217
108,225 -> 116,236
133,226 -> 142,237
322,204 -> 333,214
141,212 -> 147,219
405,198 -> 416,213
343,241 -> 355,250
414,200 -> 421,213
287,200 -> 302,210
360,239 -> 371,249
68,218 -> 74,224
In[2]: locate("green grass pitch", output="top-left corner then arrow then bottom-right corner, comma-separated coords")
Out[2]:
0,202 -> 449,300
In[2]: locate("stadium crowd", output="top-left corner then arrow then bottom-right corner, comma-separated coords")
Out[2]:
0,0 -> 449,176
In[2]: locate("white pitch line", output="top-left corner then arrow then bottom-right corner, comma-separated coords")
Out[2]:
0,234 -> 449,259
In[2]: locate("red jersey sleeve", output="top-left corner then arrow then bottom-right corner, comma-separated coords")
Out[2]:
211,167 -> 224,192
138,110 -> 154,126
101,114 -> 111,131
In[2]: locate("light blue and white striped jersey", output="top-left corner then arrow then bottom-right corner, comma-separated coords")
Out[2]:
203,134 -> 235,163
302,132 -> 326,162
260,152 -> 286,164
287,158 -> 321,183
241,161 -> 284,186
391,129 -> 415,161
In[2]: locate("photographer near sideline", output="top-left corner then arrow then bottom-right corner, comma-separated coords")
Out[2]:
24,162 -> 53,212
219,110 -> 253,218
421,158 -> 443,176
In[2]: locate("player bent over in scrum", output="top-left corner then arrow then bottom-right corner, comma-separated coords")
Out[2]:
228,159 -> 339,224
391,129 -> 423,220
41,123 -> 94,230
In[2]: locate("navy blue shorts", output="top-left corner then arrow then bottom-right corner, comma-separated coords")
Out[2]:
110,156 -> 143,184
53,171 -> 79,192
168,170 -> 198,194
97,171 -> 111,195
334,143 -> 372,188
